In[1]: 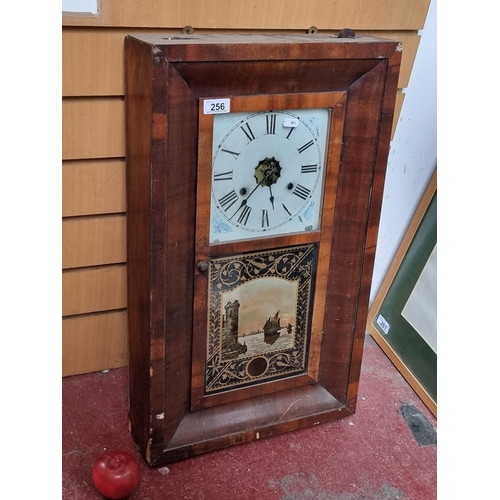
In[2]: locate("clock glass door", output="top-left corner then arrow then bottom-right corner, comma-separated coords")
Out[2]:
210,108 -> 330,244
192,92 -> 347,411
205,243 -> 318,395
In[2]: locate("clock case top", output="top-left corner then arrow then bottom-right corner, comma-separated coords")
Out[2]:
125,33 -> 401,465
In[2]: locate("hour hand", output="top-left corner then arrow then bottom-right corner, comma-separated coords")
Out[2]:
231,168 -> 275,220
268,185 -> 275,209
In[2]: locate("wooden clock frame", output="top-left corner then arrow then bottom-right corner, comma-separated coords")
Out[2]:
125,33 -> 401,466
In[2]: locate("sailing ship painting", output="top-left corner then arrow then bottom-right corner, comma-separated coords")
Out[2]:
262,310 -> 294,345
220,277 -> 297,360
206,244 -> 316,392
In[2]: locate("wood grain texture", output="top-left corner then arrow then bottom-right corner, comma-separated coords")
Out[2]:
62,215 -> 127,269
345,48 -> 402,407
62,98 -> 125,160
62,160 -> 126,217
63,0 -> 430,30
125,33 -> 400,465
62,28 -> 418,96
318,61 -> 388,406
62,311 -> 128,376
62,29 -> 125,97
124,37 -> 155,453
62,265 -> 127,316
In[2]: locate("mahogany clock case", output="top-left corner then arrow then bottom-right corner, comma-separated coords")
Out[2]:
125,33 -> 401,466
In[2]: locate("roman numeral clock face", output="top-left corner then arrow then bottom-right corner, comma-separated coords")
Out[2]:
210,109 -> 330,243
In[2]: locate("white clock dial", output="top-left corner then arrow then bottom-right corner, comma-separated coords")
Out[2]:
210,108 -> 330,244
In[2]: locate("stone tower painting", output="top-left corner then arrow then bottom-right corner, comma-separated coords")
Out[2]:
221,300 -> 247,359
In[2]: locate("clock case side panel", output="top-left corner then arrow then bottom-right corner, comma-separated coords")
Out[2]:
125,36 -> 155,457
346,49 -> 402,407
125,37 -> 199,463
320,49 -> 402,411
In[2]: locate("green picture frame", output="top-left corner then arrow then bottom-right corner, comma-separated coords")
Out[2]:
366,170 -> 437,416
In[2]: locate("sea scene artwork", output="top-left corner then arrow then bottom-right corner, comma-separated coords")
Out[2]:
223,277 -> 297,359
204,244 -> 316,393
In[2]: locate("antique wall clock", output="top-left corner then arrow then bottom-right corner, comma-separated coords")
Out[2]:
125,33 -> 401,465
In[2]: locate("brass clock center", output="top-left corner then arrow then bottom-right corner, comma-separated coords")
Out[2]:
254,156 -> 282,187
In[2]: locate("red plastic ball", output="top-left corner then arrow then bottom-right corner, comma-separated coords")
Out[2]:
92,450 -> 140,499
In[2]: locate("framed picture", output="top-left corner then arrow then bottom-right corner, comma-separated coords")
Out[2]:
366,170 -> 437,416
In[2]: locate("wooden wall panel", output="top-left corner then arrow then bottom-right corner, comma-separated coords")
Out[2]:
63,29 -> 125,97
62,216 -> 127,269
62,0 -> 430,30
61,0 -> 431,376
62,159 -> 126,217
62,311 -> 128,376
62,28 -> 419,97
62,98 -> 125,160
62,265 -> 127,316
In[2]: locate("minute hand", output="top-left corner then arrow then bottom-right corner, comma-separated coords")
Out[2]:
230,168 -> 275,220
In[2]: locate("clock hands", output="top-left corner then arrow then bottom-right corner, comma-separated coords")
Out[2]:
211,110 -> 328,240
268,185 -> 275,209
254,157 -> 281,187
255,156 -> 281,212
230,166 -> 276,221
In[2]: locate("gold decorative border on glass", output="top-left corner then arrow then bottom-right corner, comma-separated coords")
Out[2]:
205,243 -> 317,394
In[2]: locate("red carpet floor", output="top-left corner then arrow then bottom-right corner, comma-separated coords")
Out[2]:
62,334 -> 437,499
